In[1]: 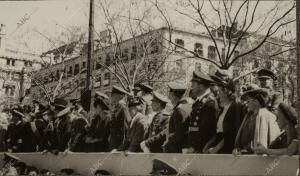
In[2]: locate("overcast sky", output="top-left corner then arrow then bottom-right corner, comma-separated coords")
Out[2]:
0,0 -> 296,55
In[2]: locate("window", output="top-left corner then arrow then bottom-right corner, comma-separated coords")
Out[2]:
96,62 -> 101,70
103,73 -> 110,86
12,60 -> 15,66
68,66 -> 73,77
208,46 -> 216,60
131,46 -> 137,59
175,39 -> 184,51
5,87 -> 9,95
74,64 -> 79,75
29,62 -> 32,67
10,86 -> 15,96
24,61 -> 28,67
56,70 -> 60,79
194,43 -> 203,57
6,59 -> 10,65
122,48 -> 129,61
82,62 -> 86,69
105,54 -> 111,66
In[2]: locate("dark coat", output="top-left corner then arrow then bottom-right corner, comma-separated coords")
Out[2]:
121,112 -> 147,152
144,112 -> 169,153
163,99 -> 193,153
187,93 -> 219,152
218,101 -> 246,154
109,103 -> 130,150
86,115 -> 110,152
6,120 -> 34,152
53,115 -> 71,152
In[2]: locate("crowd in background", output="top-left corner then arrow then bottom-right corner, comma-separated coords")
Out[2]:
0,68 -> 298,175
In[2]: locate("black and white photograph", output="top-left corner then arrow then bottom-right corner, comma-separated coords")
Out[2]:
0,0 -> 297,175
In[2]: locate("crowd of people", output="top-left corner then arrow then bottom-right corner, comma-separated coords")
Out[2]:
0,68 -> 298,175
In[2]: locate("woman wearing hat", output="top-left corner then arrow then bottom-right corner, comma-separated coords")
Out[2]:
233,88 -> 277,155
253,103 -> 298,156
203,70 -> 246,154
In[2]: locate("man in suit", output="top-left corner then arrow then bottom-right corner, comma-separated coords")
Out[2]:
163,82 -> 194,153
182,70 -> 219,153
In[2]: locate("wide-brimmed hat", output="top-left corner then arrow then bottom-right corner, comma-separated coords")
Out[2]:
241,88 -> 269,107
257,69 -> 277,81
168,82 -> 187,94
278,103 -> 297,125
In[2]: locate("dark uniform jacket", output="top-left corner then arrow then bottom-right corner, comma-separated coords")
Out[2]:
120,112 -> 148,152
187,92 -> 219,152
163,98 -> 193,153
109,102 -> 130,150
144,112 -> 169,153
39,120 -> 56,152
6,120 -> 34,152
86,114 -> 110,152
30,118 -> 48,152
53,115 -> 71,152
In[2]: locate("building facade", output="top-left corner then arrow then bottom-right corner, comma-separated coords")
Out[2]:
0,24 -> 44,105
32,27 -> 236,101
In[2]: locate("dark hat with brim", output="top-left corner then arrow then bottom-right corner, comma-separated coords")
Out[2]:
191,70 -> 214,85
94,169 -> 112,175
150,159 -> 178,175
210,69 -> 235,92
168,82 -> 187,94
60,168 -> 75,175
57,107 -> 71,118
257,69 -> 277,80
241,88 -> 269,106
135,83 -> 153,93
51,98 -> 68,109
153,91 -> 170,104
112,86 -> 130,96
278,103 -> 297,125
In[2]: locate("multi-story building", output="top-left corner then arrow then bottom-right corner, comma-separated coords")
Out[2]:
0,24 -> 44,105
32,27 -> 238,101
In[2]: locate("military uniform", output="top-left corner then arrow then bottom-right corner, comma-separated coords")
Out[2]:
144,112 -> 169,153
256,69 -> 283,112
187,92 -> 218,152
68,117 -> 88,152
163,97 -> 193,153
86,114 -> 110,152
